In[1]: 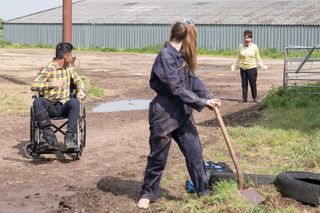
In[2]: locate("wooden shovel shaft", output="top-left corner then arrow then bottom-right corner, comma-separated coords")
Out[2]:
213,106 -> 244,190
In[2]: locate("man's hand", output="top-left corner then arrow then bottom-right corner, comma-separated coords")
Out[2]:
206,99 -> 222,110
77,90 -> 86,100
53,80 -> 65,89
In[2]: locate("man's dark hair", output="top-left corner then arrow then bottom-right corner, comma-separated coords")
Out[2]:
243,29 -> 253,38
55,42 -> 73,59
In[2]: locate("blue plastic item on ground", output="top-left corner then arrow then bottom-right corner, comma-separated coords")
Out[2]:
185,161 -> 231,193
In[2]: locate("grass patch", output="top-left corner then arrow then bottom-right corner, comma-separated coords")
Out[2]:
80,76 -> 109,100
83,45 -> 162,54
155,181 -> 252,213
0,35 -> 288,59
228,85 -> 320,173
0,91 -> 30,115
0,76 -> 107,115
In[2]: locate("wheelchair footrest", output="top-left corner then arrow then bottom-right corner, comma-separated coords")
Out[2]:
37,150 -> 58,154
61,149 -> 82,154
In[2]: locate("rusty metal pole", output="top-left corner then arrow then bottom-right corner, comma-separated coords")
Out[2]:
63,0 -> 72,43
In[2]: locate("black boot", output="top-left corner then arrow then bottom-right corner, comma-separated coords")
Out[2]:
64,133 -> 78,151
43,127 -> 59,151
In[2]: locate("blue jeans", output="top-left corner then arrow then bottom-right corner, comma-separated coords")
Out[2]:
33,97 -> 80,134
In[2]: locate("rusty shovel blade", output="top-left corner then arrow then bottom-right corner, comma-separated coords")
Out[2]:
240,187 -> 265,205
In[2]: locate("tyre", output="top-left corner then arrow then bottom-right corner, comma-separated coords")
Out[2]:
209,172 -> 276,185
81,107 -> 86,148
30,107 -> 35,142
78,107 -> 86,148
275,171 -> 320,206
24,143 -> 40,160
75,151 -> 82,160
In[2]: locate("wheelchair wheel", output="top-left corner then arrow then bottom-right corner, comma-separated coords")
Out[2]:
24,143 -> 40,160
80,107 -> 86,148
30,107 -> 36,143
75,150 -> 82,160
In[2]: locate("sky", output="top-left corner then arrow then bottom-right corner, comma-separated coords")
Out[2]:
0,0 -> 62,21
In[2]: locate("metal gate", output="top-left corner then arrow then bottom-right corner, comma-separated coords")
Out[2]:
283,45 -> 320,88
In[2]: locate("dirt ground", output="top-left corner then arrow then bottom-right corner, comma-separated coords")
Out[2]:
0,48 -> 308,212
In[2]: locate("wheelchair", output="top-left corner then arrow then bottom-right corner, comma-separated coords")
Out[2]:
24,96 -> 86,160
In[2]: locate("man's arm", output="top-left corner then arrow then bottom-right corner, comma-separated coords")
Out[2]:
31,67 -> 55,91
69,67 -> 86,99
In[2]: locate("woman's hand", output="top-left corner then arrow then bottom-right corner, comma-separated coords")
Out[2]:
231,64 -> 236,72
261,65 -> 268,70
206,99 -> 221,110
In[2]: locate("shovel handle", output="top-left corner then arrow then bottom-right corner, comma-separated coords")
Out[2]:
213,106 -> 244,190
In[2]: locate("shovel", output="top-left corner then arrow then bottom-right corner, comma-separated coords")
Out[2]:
212,106 -> 265,206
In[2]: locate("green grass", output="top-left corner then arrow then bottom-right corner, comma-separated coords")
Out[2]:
155,181 -> 253,213
152,85 -> 320,212
0,75 -> 107,115
80,76 -> 109,100
2,30 -> 320,59
227,86 -> 320,174
0,36 -> 288,59
0,93 -> 27,115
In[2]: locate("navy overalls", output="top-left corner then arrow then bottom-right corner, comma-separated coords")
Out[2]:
140,42 -> 213,201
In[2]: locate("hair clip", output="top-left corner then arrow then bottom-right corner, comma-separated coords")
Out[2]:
183,18 -> 195,27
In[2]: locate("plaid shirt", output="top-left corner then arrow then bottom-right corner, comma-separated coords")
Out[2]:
31,60 -> 85,103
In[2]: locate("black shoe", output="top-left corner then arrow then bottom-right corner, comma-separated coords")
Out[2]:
253,98 -> 259,103
239,99 -> 247,103
43,128 -> 59,151
38,140 -> 50,151
64,133 -> 78,151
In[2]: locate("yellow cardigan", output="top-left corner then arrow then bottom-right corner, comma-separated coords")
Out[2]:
231,43 -> 267,71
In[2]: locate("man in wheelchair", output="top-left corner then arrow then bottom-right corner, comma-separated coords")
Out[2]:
31,42 -> 86,152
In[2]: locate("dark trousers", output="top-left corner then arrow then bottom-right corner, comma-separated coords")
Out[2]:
140,116 -> 209,202
240,67 -> 257,100
33,97 -> 80,134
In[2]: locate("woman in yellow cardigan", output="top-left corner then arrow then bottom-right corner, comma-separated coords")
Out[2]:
231,29 -> 267,103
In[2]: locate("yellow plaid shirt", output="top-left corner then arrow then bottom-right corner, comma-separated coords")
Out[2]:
31,60 -> 85,103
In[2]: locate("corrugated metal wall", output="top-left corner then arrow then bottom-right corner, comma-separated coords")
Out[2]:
3,23 -> 320,50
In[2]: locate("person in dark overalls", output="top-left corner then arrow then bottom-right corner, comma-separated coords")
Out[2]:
137,19 -> 222,209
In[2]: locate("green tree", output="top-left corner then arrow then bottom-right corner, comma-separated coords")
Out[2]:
0,18 -> 3,29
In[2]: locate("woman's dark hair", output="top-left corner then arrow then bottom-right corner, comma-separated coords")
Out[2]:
170,21 -> 197,72
55,42 -> 73,59
244,29 -> 253,38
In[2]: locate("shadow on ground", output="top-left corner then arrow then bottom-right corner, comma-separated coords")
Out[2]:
97,176 -> 179,202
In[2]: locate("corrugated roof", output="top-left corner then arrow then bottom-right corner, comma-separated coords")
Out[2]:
5,0 -> 320,25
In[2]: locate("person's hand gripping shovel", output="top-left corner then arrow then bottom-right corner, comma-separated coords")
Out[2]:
207,99 -> 265,206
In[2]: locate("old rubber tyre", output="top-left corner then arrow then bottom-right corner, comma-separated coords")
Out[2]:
209,172 -> 276,185
275,171 -> 320,206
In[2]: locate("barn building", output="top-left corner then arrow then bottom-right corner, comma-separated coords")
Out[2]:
3,0 -> 320,50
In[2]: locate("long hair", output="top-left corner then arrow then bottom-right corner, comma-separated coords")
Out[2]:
170,21 -> 197,72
